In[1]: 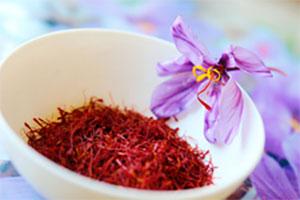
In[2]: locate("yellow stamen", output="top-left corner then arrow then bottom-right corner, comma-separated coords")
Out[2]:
192,65 -> 221,83
290,118 -> 300,133
192,65 -> 207,82
208,68 -> 221,82
192,65 -> 222,111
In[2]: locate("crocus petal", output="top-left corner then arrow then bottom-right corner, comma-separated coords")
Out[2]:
250,154 -> 299,200
283,134 -> 300,192
151,72 -> 201,118
157,56 -> 193,76
204,79 -> 244,144
172,16 -> 210,65
230,45 -> 272,77
251,77 -> 296,158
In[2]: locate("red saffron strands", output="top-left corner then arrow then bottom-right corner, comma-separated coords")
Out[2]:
25,98 -> 214,190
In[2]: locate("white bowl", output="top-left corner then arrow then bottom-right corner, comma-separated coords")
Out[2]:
0,29 -> 264,200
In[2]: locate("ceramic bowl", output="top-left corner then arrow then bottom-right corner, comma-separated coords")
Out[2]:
0,29 -> 264,200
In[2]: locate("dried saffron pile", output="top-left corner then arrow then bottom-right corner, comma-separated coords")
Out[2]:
25,98 -> 213,190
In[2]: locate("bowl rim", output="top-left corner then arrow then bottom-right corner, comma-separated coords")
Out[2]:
0,28 -> 265,199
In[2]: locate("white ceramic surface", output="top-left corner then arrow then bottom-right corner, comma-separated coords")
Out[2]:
0,29 -> 264,200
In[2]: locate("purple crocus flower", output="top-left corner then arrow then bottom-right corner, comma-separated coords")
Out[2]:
151,16 -> 273,145
233,28 -> 299,158
251,71 -> 300,158
251,134 -> 300,199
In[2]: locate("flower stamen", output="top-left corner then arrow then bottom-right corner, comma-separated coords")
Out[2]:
192,65 -> 221,83
208,67 -> 221,82
192,65 -> 222,110
290,118 -> 300,133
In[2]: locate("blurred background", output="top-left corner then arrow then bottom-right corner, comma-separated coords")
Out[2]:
0,0 -> 299,57
0,0 -> 299,199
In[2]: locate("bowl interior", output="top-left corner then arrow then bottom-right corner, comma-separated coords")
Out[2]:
0,30 -> 264,199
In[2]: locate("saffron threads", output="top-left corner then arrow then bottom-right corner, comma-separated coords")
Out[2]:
25,98 -> 213,190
